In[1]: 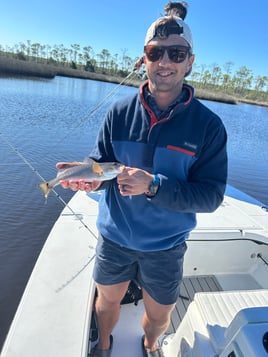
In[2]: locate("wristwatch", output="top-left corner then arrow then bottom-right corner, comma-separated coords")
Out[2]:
145,174 -> 160,197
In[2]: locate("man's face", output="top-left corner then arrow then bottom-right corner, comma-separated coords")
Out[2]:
143,34 -> 195,95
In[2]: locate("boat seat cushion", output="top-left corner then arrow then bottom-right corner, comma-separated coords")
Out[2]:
194,289 -> 268,353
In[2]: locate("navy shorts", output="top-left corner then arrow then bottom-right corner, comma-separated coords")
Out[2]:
93,234 -> 187,305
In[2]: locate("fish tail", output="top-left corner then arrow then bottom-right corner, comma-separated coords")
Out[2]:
39,182 -> 52,198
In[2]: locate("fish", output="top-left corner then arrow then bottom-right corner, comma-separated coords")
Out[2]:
39,158 -> 124,198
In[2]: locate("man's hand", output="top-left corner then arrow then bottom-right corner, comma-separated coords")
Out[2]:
117,167 -> 153,196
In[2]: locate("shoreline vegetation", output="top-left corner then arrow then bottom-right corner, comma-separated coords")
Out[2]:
0,56 -> 267,107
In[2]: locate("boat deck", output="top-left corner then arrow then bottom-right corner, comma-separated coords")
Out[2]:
168,275 -> 222,334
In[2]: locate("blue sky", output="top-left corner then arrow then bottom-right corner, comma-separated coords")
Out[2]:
1,0 -> 267,77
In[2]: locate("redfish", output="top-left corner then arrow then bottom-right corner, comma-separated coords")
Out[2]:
39,158 -> 124,198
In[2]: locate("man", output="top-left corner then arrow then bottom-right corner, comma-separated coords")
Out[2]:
59,8 -> 228,357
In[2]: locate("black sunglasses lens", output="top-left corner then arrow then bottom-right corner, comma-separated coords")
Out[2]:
145,47 -> 163,62
167,47 -> 188,63
145,46 -> 189,63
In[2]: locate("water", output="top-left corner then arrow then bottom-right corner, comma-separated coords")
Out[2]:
203,100 -> 268,202
0,76 -> 267,348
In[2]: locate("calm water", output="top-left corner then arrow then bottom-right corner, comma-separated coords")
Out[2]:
0,76 -> 267,347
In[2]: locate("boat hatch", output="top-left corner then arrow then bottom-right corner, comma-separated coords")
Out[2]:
196,199 -> 264,231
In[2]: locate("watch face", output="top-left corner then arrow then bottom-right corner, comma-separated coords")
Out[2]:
148,181 -> 159,195
146,175 -> 160,197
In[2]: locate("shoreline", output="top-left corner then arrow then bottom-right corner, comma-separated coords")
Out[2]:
0,57 -> 267,107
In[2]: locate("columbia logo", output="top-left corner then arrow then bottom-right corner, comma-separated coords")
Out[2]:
184,142 -> 197,150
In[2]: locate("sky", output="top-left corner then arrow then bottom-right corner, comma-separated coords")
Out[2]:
0,0 -> 267,77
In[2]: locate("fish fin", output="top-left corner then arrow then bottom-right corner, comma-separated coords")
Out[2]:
56,162 -> 83,174
92,161 -> 103,176
39,182 -> 52,198
84,158 -> 103,175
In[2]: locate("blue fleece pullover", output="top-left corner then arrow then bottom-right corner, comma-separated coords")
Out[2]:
90,82 -> 228,251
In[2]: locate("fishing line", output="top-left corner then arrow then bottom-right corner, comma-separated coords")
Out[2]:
0,130 -> 100,241
48,68 -> 142,291
0,66 -> 141,237
1,70 -> 138,153
0,65 -> 143,292
0,67 -> 139,182
0,131 -> 46,182
53,70 -> 138,147
0,131 -> 100,292
55,253 -> 96,293
0,163 -> 39,166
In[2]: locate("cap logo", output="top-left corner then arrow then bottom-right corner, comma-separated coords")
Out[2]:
167,24 -> 183,36
155,23 -> 184,39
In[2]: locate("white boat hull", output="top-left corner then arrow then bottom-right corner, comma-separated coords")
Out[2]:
1,187 -> 268,356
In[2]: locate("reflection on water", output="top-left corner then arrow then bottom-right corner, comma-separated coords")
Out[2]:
0,76 -> 267,347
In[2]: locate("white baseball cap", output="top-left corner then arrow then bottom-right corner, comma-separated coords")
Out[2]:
144,16 -> 193,51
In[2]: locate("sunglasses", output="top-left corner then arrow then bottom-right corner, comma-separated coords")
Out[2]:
144,45 -> 191,63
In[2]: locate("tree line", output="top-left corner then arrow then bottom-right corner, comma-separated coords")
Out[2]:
0,41 -> 135,78
1,41 -> 267,103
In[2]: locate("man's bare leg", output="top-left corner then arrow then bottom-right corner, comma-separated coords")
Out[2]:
142,289 -> 175,352
94,281 -> 130,350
